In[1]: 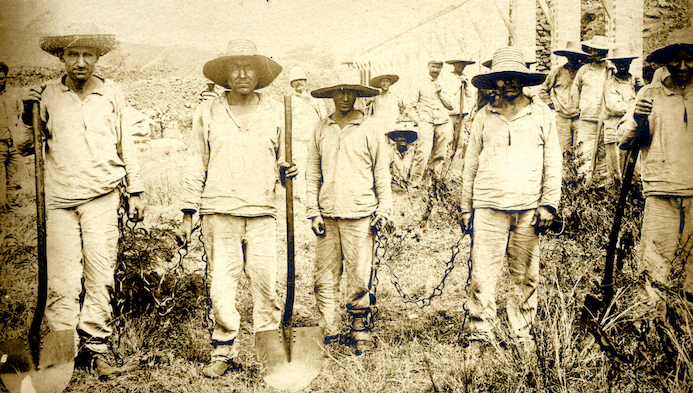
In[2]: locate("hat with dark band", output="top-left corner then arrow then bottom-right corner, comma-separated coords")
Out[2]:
312,66 -> 379,98
203,39 -> 282,90
472,47 -> 546,90
40,23 -> 116,57
370,74 -> 400,87
646,28 -> 693,64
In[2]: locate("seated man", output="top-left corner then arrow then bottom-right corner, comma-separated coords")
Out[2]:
385,124 -> 418,186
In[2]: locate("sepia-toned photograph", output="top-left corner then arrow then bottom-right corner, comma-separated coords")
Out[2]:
0,0 -> 692,391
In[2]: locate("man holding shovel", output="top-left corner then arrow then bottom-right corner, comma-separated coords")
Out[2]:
180,39 -> 297,378
17,23 -> 145,378
617,28 -> 693,322
307,66 -> 392,355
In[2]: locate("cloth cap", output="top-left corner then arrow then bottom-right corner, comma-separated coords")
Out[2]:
311,66 -> 379,98
370,74 -> 400,87
289,66 -> 308,82
646,28 -> 693,64
203,39 -> 282,90
39,22 -> 116,57
472,47 -> 546,89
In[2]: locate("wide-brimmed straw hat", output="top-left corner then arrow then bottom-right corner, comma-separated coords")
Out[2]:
606,45 -> 639,61
581,35 -> 612,52
473,47 -> 546,89
203,39 -> 282,90
646,28 -> 693,64
482,58 -> 536,69
554,41 -> 589,58
39,23 -> 116,57
386,123 -> 418,143
370,73 -> 399,87
445,58 -> 475,66
289,66 -> 308,82
312,66 -> 379,98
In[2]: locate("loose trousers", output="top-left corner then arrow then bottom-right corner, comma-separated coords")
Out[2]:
575,120 -> 607,185
45,190 -> 119,354
467,208 -> 540,341
314,217 -> 373,337
0,140 -> 21,207
555,115 -> 578,154
637,196 -> 693,318
202,214 -> 281,362
410,121 -> 453,185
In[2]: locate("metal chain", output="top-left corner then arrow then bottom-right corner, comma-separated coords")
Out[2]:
196,219 -> 215,338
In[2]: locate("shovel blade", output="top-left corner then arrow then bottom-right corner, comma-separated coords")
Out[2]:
258,326 -> 324,392
0,330 -> 75,393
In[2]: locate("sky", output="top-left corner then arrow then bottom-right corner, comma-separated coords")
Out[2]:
0,0 -> 473,62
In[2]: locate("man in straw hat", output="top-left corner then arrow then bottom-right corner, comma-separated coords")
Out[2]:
308,66 -> 392,355
367,72 -> 406,129
460,46 -> 561,350
602,46 -> 644,184
444,57 -> 476,173
405,59 -> 454,188
538,41 -> 588,156
179,38 -> 297,378
386,122 -> 418,185
570,35 -> 614,185
617,27 -> 693,323
288,66 -> 326,205
18,22 -> 145,377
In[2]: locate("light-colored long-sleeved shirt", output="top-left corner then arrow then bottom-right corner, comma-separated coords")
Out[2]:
406,77 -> 452,125
617,67 -> 693,197
181,93 -> 286,217
603,74 -> 642,143
306,112 -> 392,220
369,89 -> 405,130
538,64 -> 580,118
0,89 -> 22,141
15,77 -> 143,209
445,73 -> 476,117
291,91 -> 326,142
461,97 -> 561,213
570,61 -> 615,122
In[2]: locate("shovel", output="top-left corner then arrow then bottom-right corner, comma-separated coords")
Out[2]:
255,95 -> 324,392
0,103 -> 75,393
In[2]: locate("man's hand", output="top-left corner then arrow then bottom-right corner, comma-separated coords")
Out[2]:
279,161 -> 299,186
633,97 -> 653,125
22,86 -> 43,103
370,214 -> 390,232
179,211 -> 194,247
128,195 -> 146,222
460,212 -> 472,234
311,215 -> 325,237
531,206 -> 554,232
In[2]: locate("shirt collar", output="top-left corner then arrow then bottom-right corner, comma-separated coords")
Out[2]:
486,96 -> 535,119
326,110 -> 365,126
59,75 -> 106,96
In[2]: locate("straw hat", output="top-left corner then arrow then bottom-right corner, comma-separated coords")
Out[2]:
482,58 -> 536,69
606,45 -> 639,61
203,39 -> 282,90
39,22 -> 116,57
646,28 -> 693,64
289,66 -> 308,82
370,73 -> 400,87
445,58 -> 475,66
553,41 -> 589,58
581,35 -> 612,52
311,66 -> 379,98
386,123 -> 418,143
472,47 -> 546,90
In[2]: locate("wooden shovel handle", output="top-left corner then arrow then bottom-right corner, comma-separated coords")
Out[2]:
282,95 -> 295,328
29,102 -> 47,368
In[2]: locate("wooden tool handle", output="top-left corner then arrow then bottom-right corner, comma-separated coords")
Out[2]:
282,95 -> 295,328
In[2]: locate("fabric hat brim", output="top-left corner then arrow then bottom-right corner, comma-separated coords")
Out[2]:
39,34 -> 117,57
203,55 -> 282,90
370,74 -> 400,87
553,49 -> 589,58
606,55 -> 638,61
646,43 -> 693,64
445,60 -> 476,65
311,84 -> 379,98
386,130 -> 418,143
471,70 -> 546,90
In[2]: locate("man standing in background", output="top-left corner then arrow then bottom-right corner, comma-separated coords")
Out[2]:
0,61 -> 23,212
